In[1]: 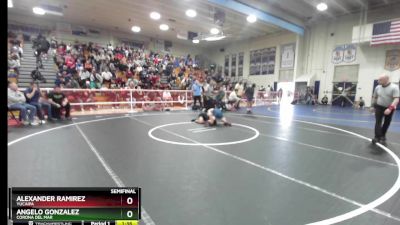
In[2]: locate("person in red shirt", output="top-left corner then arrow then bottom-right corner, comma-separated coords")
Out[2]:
150,74 -> 160,87
65,55 -> 76,69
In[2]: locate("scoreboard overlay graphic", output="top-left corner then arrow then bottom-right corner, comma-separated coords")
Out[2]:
9,187 -> 141,225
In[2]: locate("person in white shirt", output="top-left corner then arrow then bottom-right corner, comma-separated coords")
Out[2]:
228,90 -> 240,110
126,80 -> 136,89
162,87 -> 173,110
66,43 -> 72,52
99,53 -> 106,61
101,69 -> 113,88
107,43 -> 114,51
370,74 -> 400,145
18,45 -> 24,59
8,82 -> 38,125
80,69 -> 91,87
235,81 -> 244,98
100,84 -> 108,90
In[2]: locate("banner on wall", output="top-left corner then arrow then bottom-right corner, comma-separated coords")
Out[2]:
71,25 -> 87,36
224,55 -> 230,76
255,50 -> 261,75
281,43 -> 295,68
250,48 -> 275,75
385,49 -> 400,71
56,22 -> 72,34
231,53 -> 237,77
155,39 -> 164,51
343,44 -> 356,63
249,50 -> 256,75
332,45 -> 344,64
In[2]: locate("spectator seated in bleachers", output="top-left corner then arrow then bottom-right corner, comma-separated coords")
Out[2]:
6,33 -> 258,116
8,53 -> 20,76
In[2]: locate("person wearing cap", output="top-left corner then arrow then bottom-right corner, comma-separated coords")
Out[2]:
47,86 -> 71,120
370,74 -> 399,146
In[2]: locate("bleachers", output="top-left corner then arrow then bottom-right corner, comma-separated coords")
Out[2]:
19,43 -> 58,88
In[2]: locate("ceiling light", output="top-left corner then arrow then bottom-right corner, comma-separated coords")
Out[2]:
316,2 -> 328,11
159,24 -> 169,31
131,26 -> 141,33
150,12 -> 161,20
8,0 -> 13,8
45,10 -> 63,16
210,28 -> 219,35
192,39 -> 199,44
205,36 -> 226,41
186,9 -> 197,18
33,7 -> 46,15
247,15 -> 257,23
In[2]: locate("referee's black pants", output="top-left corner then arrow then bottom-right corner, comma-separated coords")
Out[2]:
374,104 -> 394,139
193,96 -> 202,108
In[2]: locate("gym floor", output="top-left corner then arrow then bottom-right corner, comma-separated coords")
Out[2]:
8,105 -> 400,225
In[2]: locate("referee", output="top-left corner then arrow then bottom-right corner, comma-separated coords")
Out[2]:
371,74 -> 399,146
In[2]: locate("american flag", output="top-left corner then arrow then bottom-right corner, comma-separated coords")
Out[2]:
370,19 -> 400,46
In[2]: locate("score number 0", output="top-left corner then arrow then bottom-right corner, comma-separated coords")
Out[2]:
126,197 -> 134,218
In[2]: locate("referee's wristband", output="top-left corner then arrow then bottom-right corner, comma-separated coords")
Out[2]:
388,105 -> 396,111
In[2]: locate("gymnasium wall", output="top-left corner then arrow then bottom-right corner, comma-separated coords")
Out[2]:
206,4 -> 400,107
205,31 -> 297,88
299,5 -> 400,106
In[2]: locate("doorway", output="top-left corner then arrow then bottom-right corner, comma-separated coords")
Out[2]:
331,82 -> 357,107
277,82 -> 295,104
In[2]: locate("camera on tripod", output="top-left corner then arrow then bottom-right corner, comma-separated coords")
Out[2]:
31,67 -> 47,83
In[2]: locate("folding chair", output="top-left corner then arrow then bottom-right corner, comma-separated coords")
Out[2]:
8,107 -> 22,126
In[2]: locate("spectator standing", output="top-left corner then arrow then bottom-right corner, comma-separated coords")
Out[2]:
192,78 -> 203,110
278,88 -> 283,104
245,83 -> 256,114
202,78 -> 214,110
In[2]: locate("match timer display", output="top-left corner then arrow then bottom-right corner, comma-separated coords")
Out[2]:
9,187 -> 141,225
